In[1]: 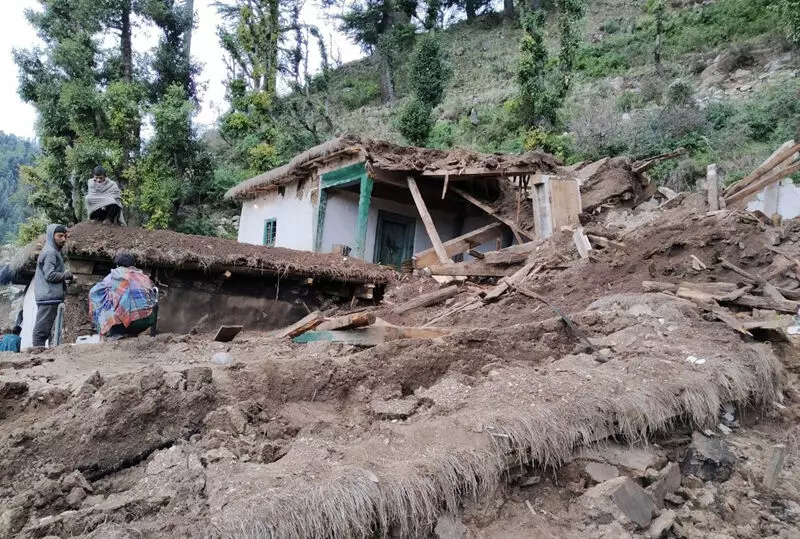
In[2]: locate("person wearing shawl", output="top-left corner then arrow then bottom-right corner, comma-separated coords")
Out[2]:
85,165 -> 127,225
89,252 -> 156,340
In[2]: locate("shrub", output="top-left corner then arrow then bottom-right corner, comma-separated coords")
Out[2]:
408,33 -> 452,108
17,215 -> 47,245
428,121 -> 456,149
524,128 -> 575,161
705,101 -> 736,130
639,78 -> 664,104
600,18 -> 621,34
397,98 -> 434,146
575,46 -> 629,77
616,91 -> 644,113
666,79 -> 694,107
733,81 -> 800,144
338,78 -> 381,110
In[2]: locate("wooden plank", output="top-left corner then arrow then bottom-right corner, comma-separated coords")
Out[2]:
728,294 -> 799,313
421,165 -> 542,178
678,281 -> 739,296
763,444 -> 788,490
468,249 -> 485,260
393,285 -> 460,315
293,326 -> 453,345
707,164 -> 720,211
413,222 -> 504,269
724,141 -> 799,197
451,186 -> 536,242
276,311 -> 324,339
428,261 -> 513,277
484,260 -> 540,302
354,175 -> 374,258
642,281 -> 678,293
719,258 -> 789,305
572,227 -> 592,259
632,148 -> 687,174
408,176 -> 450,265
676,287 -> 716,304
214,325 -> 243,343
588,234 -> 627,252
725,158 -> 800,206
549,177 -> 582,230
316,312 -> 376,331
483,242 -> 538,265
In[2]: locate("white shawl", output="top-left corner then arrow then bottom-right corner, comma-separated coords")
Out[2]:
85,178 -> 127,226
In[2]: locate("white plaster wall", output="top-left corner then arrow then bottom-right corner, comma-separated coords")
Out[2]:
21,284 -> 36,350
237,180 -> 316,250
746,179 -> 800,219
320,191 -> 460,262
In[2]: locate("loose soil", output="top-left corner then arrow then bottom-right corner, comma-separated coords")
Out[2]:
2,194 -> 800,538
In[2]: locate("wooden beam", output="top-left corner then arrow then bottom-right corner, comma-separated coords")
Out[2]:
484,260 -> 540,302
763,444 -> 787,490
724,140 -> 799,197
707,164 -> 720,211
421,165 -> 542,178
483,242 -> 538,265
428,261 -> 513,277
725,159 -> 800,206
354,175 -> 374,259
293,326 -> 453,345
727,294 -> 799,313
642,281 -> 678,293
451,186 -> 536,242
413,222 -> 504,269
316,312 -> 376,331
632,148 -> 687,174
276,311 -> 324,339
408,177 -> 450,265
394,285 -> 460,315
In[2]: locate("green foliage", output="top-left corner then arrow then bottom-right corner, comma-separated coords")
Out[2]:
0,133 -> 38,241
616,91 -> 644,113
17,215 -> 48,246
600,18 -> 621,34
704,101 -> 736,130
524,128 -> 574,161
397,98 -> 434,146
575,45 -> 629,77
772,0 -> 800,44
665,80 -> 693,107
338,77 -> 382,110
516,11 -> 556,126
732,80 -> 800,144
408,33 -> 452,108
427,121 -> 457,149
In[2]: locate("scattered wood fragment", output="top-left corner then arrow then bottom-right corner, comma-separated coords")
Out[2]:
719,258 -> 790,306
393,285 -> 459,315
642,281 -> 678,293
572,227 -> 592,259
679,282 -> 738,296
408,177 -> 450,265
277,311 -> 324,339
483,260 -> 541,303
707,164 -> 720,211
714,286 -> 752,303
726,294 -> 799,313
676,287 -> 716,304
214,325 -> 243,343
451,186 -> 536,242
483,242 -> 538,265
632,148 -> 687,174
413,222 -> 504,269
763,444 -> 788,491
428,261 -> 512,277
293,326 -> 453,346
587,234 -> 627,252
740,318 -> 789,330
467,249 -> 485,260
725,157 -> 800,206
657,186 -> 679,201
690,255 -> 708,271
316,312 -> 376,332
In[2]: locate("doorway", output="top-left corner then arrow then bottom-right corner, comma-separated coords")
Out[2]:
373,211 -> 416,269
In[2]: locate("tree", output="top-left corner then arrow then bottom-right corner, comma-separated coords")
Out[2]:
397,32 -> 451,145
0,133 -> 38,241
773,0 -> 800,44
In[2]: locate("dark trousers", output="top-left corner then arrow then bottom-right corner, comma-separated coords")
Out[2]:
90,204 -> 121,223
33,303 -> 60,347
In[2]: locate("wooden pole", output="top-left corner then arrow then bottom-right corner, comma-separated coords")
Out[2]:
763,444 -> 787,490
408,177 -> 450,265
707,164 -> 720,211
451,186 -> 535,242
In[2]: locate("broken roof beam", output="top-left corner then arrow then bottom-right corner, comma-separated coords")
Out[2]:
428,261 -> 513,277
413,222 -> 504,269
408,177 -> 450,265
420,165 -> 542,178
450,186 -> 536,243
724,140 -> 800,198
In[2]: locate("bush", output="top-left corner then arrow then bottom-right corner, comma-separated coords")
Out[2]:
733,81 -> 800,144
575,46 -> 630,78
616,91 -> 644,113
17,215 -> 47,245
397,98 -> 434,146
428,121 -> 456,149
524,128 -> 574,161
338,78 -> 381,110
705,101 -> 736,130
666,79 -> 694,107
600,18 -> 621,34
639,78 -> 664,104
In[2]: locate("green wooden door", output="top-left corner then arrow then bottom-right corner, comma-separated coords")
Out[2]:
374,211 -> 415,269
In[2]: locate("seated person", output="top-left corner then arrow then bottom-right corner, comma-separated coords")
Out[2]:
0,326 -> 22,353
90,253 -> 156,339
85,165 -> 127,225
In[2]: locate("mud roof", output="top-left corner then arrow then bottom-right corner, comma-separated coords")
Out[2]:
9,222 -> 395,284
225,135 -> 561,201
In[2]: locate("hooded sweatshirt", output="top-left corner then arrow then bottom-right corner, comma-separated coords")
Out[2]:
34,224 -> 69,304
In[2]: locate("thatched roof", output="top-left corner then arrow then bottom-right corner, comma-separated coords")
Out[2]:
8,222 -> 395,284
225,135 -> 561,201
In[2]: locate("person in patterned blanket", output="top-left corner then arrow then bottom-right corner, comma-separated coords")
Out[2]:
90,252 -> 156,340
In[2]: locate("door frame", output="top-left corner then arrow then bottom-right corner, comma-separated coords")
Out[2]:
373,210 -> 416,266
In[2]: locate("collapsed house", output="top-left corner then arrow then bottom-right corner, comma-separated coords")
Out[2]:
225,136 -> 571,269
6,223 -> 393,348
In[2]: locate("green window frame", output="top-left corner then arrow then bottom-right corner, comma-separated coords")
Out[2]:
263,218 -> 277,247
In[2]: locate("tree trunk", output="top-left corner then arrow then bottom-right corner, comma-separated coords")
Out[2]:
466,0 -> 477,19
504,0 -> 515,18
121,0 -> 133,82
378,48 -> 395,103
184,0 -> 194,61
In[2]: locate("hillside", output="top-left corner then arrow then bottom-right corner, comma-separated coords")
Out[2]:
295,0 -> 799,190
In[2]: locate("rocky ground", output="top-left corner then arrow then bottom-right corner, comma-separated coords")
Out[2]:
2,193 -> 800,538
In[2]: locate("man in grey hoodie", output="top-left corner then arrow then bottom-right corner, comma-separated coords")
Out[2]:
32,224 -> 73,347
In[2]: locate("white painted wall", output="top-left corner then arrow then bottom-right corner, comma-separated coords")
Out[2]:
746,179 -> 800,219
320,190 -> 461,262
21,284 -> 36,350
237,179 -> 316,250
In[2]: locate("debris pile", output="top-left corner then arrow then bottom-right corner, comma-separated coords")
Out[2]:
1,142 -> 800,538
